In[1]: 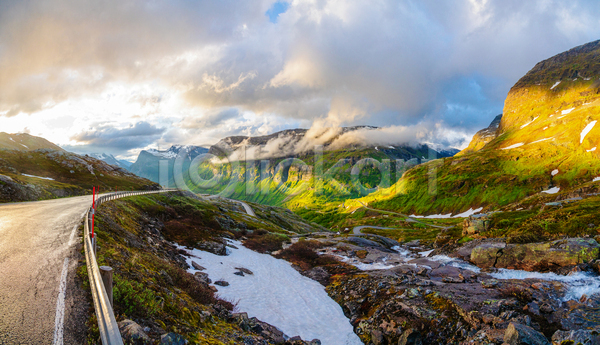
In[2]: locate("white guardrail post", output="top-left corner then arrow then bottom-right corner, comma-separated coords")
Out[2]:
84,189 -> 176,345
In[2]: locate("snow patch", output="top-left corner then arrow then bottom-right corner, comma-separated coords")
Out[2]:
542,187 -> 560,194
562,107 -> 575,115
580,121 -> 597,144
588,147 -> 597,152
411,207 -> 483,219
594,177 -> 600,182
550,81 -> 561,89
178,242 -> 362,345
501,143 -> 524,150
520,117 -> 539,129
22,174 -> 54,181
531,138 -> 552,144
551,169 -> 559,176
543,127 -> 549,130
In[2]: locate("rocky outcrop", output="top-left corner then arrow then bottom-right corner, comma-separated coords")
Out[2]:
552,327 -> 600,345
470,238 -> 600,271
196,240 -> 228,256
504,322 -> 550,345
459,115 -> 502,155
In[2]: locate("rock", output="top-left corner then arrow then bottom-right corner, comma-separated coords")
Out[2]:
503,322 -> 550,345
194,271 -> 211,284
560,295 -> 600,330
428,265 -> 463,281
471,238 -> 600,271
214,280 -> 229,287
405,240 -> 421,247
191,261 -> 205,271
235,267 -> 254,275
0,174 -> 14,183
398,328 -> 423,345
551,327 -> 600,345
118,319 -> 152,345
481,279 -> 499,288
370,329 -> 384,345
462,213 -> 491,236
160,332 -> 187,345
197,240 -> 228,256
304,266 -> 330,286
233,271 -> 244,276
232,312 -> 287,343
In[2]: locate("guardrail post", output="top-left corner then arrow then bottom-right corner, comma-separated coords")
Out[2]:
99,266 -> 114,307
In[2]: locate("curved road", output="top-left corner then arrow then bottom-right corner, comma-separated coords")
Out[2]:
0,195 -> 95,344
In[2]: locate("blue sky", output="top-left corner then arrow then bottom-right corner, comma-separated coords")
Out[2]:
1,0 -> 600,159
266,1 -> 289,23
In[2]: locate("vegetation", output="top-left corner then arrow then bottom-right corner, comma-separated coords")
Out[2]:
81,192 -> 321,344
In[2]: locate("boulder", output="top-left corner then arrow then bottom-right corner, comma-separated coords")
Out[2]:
551,327 -> 600,345
235,267 -> 253,275
160,332 -> 187,345
462,213 -> 491,236
118,319 -> 152,345
214,280 -> 229,287
194,272 -> 211,285
191,261 -> 205,271
503,322 -> 550,345
471,238 -> 600,271
196,240 -> 228,256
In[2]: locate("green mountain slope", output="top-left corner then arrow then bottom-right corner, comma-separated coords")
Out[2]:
355,39 -> 600,216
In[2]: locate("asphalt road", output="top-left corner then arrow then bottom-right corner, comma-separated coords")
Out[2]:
0,195 -> 94,345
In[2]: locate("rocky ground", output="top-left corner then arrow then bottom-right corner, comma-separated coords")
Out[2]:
281,232 -> 600,345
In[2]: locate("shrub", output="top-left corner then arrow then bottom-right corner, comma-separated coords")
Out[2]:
276,240 -> 339,270
243,231 -> 289,253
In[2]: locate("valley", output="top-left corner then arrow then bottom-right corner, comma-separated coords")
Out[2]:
2,37 -> 600,345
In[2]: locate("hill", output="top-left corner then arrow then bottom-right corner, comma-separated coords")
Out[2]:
0,132 -> 64,151
0,134 -> 159,202
353,39 -> 600,217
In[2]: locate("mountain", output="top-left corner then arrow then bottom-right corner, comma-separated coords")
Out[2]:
184,127 -> 459,211
0,134 -> 160,202
458,114 -> 502,155
0,132 -> 64,151
88,153 -> 132,170
129,145 -> 209,185
356,39 -> 600,216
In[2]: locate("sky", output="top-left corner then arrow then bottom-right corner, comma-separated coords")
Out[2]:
1,0 -> 600,160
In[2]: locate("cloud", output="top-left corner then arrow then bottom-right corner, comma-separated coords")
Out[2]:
179,108 -> 241,129
2,0 -> 600,154
70,121 -> 166,151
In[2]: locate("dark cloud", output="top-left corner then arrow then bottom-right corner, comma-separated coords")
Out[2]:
179,108 -> 240,129
70,121 -> 165,151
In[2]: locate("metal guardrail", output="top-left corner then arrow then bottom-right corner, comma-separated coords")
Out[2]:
83,189 -> 178,345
